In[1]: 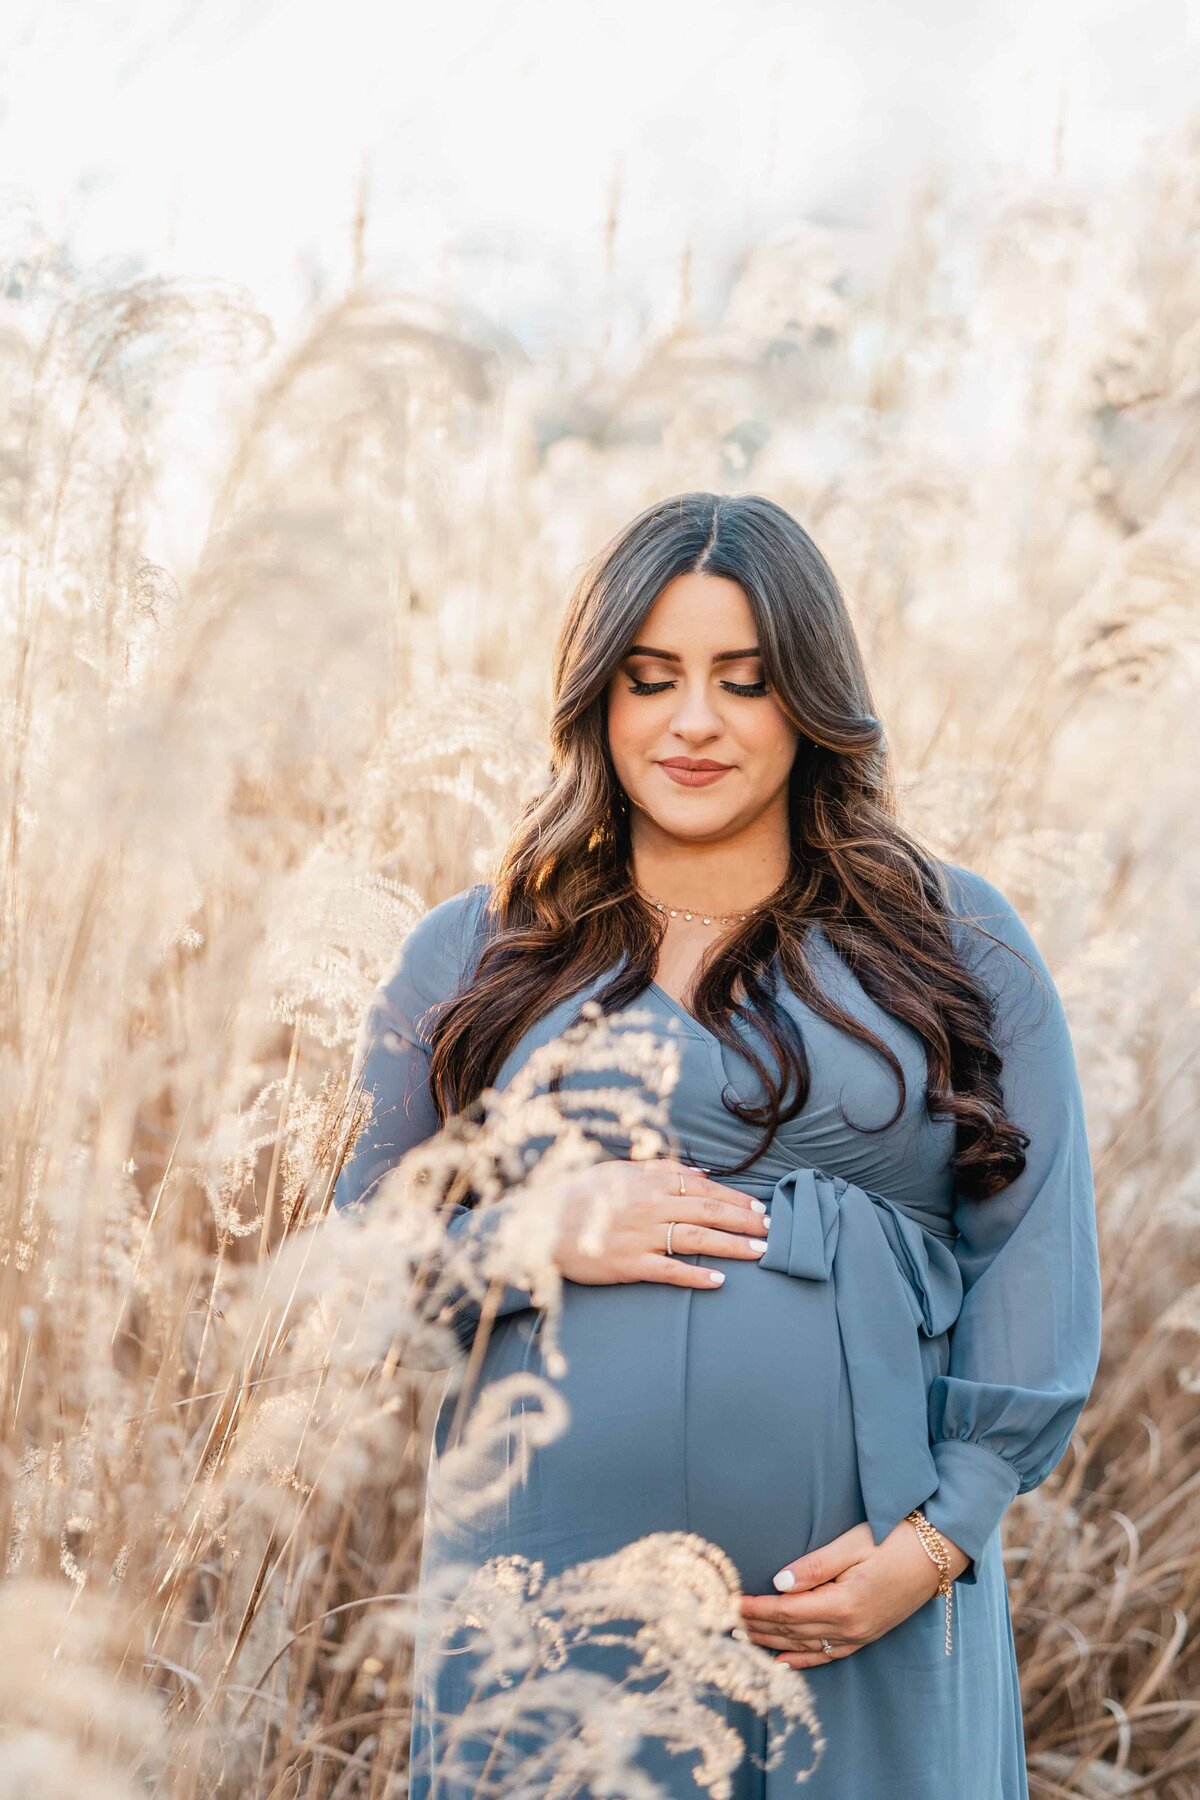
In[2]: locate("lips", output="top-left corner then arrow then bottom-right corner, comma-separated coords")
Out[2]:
659,759 -> 732,771
657,759 -> 733,787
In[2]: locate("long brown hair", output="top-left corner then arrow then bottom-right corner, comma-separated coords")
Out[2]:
427,491 -> 1029,1200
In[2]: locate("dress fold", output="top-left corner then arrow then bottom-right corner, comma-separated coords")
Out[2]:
760,1165 -> 964,1545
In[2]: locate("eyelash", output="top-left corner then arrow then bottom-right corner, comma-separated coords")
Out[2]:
626,677 -> 770,697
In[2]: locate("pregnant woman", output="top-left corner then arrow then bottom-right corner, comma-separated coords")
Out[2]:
333,491 -> 1103,1799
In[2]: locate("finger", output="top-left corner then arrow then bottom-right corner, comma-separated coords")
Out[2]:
653,1161 -> 769,1221
644,1156 -> 710,1193
638,1254 -> 729,1290
656,1156 -> 717,1187
656,1221 -> 769,1261
650,1192 -> 770,1238
742,1627 -> 801,1651
765,1525 -> 876,1593
708,1176 -> 775,1210
775,1644 -> 856,1668
742,1619 -> 856,1656
740,1599 -> 847,1637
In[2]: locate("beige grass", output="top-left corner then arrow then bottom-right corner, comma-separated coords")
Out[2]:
2,130 -> 1199,1800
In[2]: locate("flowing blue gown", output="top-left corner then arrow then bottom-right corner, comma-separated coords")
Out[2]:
332,862 -> 1102,1800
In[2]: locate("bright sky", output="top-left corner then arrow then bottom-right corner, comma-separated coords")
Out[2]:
1,0 -> 1196,350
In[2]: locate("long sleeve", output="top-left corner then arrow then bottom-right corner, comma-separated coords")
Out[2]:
918,865 -> 1103,1583
331,881 -> 538,1357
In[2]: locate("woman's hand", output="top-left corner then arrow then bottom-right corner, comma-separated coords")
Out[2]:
551,1155 -> 770,1290
737,1519 -> 971,1667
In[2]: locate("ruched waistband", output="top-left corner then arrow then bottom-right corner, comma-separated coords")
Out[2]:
754,1165 -> 964,1546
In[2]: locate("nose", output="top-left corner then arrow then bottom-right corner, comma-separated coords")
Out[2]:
668,681 -> 724,737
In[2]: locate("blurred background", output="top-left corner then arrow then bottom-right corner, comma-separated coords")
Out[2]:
2,4 -> 1199,1797
5,0 -> 1200,345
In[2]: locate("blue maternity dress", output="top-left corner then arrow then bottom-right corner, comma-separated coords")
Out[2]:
332,862 -> 1102,1800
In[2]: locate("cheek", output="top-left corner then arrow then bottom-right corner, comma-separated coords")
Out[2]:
745,710 -> 800,772
606,688 -> 653,753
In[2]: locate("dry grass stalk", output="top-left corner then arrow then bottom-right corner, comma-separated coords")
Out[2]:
1,123 -> 1199,1798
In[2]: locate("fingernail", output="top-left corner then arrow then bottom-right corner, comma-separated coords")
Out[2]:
745,1238 -> 767,1254
708,1270 -> 725,1284
772,1569 -> 795,1591
750,1199 -> 767,1212
731,1626 -> 748,1641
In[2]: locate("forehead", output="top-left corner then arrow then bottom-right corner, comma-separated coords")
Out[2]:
634,572 -> 756,646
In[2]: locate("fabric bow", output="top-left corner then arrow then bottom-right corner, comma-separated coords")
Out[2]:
760,1165 -> 964,1545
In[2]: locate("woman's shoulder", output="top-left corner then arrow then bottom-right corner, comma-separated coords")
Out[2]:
937,859 -> 1043,964
935,857 -> 1065,1039
938,858 -> 1023,941
401,879 -> 491,965
372,879 -> 492,1028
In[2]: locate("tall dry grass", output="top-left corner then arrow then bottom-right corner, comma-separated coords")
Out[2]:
2,124 -> 1200,1799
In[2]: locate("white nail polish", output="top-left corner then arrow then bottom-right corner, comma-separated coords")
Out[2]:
772,1569 -> 795,1591
708,1270 -> 725,1284
731,1626 -> 749,1641
750,1199 -> 767,1213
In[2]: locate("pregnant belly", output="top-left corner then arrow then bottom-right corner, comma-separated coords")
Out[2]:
430,1249 -> 867,1597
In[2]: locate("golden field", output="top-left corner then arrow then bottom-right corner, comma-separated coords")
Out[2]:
2,134 -> 1199,1798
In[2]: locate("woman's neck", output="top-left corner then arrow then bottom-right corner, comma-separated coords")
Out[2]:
630,844 -> 791,918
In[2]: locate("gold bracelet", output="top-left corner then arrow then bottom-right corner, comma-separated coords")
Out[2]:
905,1509 -> 955,1655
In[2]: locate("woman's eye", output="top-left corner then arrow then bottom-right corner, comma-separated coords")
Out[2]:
626,677 -> 769,697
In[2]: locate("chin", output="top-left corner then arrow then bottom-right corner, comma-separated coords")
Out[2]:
647,807 -> 737,839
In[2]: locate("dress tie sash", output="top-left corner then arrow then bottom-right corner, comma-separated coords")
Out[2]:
759,1165 -> 965,1546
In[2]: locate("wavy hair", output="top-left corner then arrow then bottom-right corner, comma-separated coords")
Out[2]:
426,491 -> 1029,1200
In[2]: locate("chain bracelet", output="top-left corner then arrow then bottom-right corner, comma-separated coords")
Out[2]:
905,1508 -> 955,1655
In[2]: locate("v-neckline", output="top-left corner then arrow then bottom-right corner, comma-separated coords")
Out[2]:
643,977 -> 751,1107
646,978 -> 723,1045
644,945 -> 792,1045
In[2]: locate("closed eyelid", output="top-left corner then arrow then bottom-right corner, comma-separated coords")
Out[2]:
625,670 -> 770,697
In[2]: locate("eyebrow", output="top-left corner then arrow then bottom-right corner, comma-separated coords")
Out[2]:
624,644 -> 761,664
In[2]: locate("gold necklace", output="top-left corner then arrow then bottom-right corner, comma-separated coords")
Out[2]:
635,887 -> 771,928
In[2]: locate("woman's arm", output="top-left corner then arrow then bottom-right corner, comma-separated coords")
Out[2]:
918,865 -> 1104,1583
331,881 -> 538,1357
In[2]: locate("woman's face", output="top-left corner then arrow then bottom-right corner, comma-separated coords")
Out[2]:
606,571 -> 800,847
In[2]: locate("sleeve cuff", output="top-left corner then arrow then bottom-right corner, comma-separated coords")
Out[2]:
919,1437 -> 1023,1585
